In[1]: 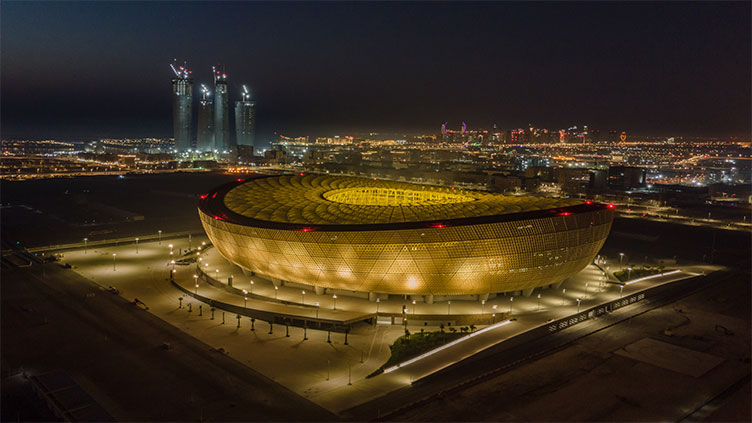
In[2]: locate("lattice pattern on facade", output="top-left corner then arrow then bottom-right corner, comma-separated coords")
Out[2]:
200,177 -> 614,294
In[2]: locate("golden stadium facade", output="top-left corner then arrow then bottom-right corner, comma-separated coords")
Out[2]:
198,174 -> 614,296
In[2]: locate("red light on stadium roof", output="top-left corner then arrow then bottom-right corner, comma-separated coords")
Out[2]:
607,204 -> 615,209
300,173 -> 305,176
451,186 -> 455,190
211,192 -> 217,198
299,227 -> 315,232
585,200 -> 593,205
200,194 -> 208,199
559,212 -> 572,216
237,178 -> 244,182
431,223 -> 447,228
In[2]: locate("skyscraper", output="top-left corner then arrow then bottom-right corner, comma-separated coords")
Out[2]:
197,84 -> 214,152
213,66 -> 230,153
170,62 -> 193,153
234,85 -> 256,150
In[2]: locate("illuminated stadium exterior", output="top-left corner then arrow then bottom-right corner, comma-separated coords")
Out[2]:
198,174 -> 614,297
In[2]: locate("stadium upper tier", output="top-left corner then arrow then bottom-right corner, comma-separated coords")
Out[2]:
222,174 -> 583,226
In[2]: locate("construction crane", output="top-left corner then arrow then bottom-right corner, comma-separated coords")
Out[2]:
200,84 -> 211,100
212,65 -> 227,83
169,59 -> 192,79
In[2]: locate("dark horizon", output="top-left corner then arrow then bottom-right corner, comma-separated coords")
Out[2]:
2,1 -> 750,143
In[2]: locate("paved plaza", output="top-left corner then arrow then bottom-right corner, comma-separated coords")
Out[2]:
61,235 -> 721,413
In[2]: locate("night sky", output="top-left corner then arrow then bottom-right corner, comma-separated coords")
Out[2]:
2,1 -> 750,144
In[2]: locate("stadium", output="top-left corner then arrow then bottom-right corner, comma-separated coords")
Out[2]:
198,174 -> 614,298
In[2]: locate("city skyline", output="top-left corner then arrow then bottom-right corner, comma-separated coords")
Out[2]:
2,1 -> 750,141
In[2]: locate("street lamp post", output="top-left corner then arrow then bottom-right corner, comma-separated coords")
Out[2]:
509,297 -> 514,313
619,253 -> 625,271
620,284 -> 624,298
83,238 -> 88,254
481,299 -> 485,316
135,237 -> 139,254
577,298 -> 581,313
316,302 -> 320,318
243,290 -> 248,308
537,293 -> 541,311
112,253 -> 116,271
274,285 -> 278,299
158,230 -> 162,244
301,290 -> 305,305
447,300 -> 451,315
412,300 -> 416,315
250,280 -> 254,294
376,298 -> 380,314
627,267 -> 633,280
188,234 -> 192,250
333,294 -> 337,310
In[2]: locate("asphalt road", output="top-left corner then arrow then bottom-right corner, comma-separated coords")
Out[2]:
0,263 -> 337,421
342,269 -> 742,421
384,270 -> 751,422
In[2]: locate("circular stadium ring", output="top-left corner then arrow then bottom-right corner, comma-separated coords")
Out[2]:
198,174 -> 614,296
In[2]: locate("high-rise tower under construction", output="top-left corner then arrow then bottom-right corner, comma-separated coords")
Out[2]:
197,84 -> 214,152
170,62 -> 193,153
213,67 -> 231,153
234,85 -> 256,150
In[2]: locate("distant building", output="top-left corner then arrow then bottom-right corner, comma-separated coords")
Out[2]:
524,166 -> 555,181
489,173 -> 523,192
196,85 -> 214,152
234,85 -> 256,151
557,168 -> 592,193
608,166 -> 646,189
213,67 -> 231,153
170,63 -> 193,153
514,156 -> 550,172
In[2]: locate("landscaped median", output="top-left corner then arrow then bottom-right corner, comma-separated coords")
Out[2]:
368,320 -> 513,378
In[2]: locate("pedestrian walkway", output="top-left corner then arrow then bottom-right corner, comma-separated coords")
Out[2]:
60,235 -> 722,414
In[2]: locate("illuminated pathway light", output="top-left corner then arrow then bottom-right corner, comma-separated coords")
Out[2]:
383,319 -> 512,374
624,269 -> 682,285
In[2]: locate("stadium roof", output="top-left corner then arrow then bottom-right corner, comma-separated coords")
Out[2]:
221,174 -> 583,226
